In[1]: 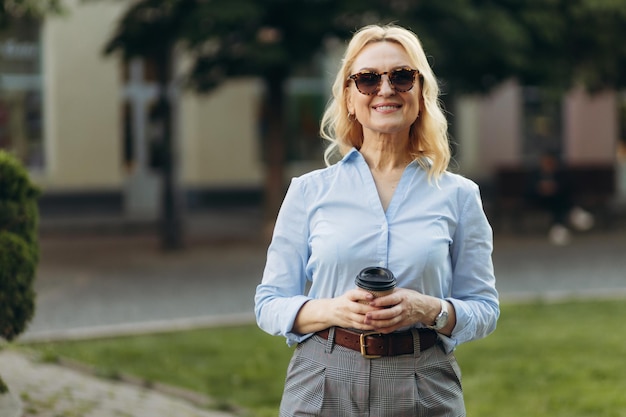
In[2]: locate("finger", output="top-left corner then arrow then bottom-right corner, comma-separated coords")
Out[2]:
352,289 -> 375,303
369,293 -> 402,308
346,313 -> 377,331
365,304 -> 399,320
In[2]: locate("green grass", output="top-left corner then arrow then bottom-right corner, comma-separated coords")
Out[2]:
457,300 -> 626,417
22,299 -> 626,417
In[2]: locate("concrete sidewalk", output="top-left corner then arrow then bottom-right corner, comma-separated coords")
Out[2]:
22,226 -> 626,342
0,349 -> 236,417
3,214 -> 626,417
23,235 -> 267,342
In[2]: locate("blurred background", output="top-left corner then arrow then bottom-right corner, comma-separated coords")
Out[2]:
1,1 -> 626,415
1,0 -> 625,249
1,0 -> 624,335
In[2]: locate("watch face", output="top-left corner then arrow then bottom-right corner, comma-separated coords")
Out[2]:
427,300 -> 449,330
432,300 -> 449,330
436,311 -> 449,329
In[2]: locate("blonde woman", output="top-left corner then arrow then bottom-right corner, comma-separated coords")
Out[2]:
255,24 -> 499,417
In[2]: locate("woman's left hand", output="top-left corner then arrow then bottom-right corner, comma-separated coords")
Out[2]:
362,288 -> 442,334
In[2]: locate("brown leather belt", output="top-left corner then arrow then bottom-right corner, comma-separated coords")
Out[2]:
316,327 -> 437,359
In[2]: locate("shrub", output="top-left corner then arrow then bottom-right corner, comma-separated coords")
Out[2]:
0,150 -> 40,342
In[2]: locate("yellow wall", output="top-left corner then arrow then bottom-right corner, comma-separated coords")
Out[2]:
39,1 -> 124,190
179,79 -> 264,187
36,1 -> 264,193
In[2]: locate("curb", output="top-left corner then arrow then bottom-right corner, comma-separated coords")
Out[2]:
20,313 -> 256,344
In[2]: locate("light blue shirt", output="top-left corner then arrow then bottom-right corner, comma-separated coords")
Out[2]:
255,148 -> 499,353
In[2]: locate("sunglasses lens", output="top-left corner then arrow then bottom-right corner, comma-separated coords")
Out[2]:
350,69 -> 417,94
354,73 -> 381,94
390,69 -> 416,92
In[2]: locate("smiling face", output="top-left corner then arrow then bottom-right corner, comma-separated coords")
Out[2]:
346,41 -> 422,142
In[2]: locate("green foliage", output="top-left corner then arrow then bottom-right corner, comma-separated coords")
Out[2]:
104,0 -> 626,94
384,0 -> 626,93
25,299 -> 626,417
0,201 -> 39,245
104,0 -> 360,90
0,151 -> 40,203
0,150 -> 39,342
0,373 -> 7,394
0,0 -> 65,30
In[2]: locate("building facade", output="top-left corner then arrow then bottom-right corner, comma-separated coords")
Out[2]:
1,2 -> 624,221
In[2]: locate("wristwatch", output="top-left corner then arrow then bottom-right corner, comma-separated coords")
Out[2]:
428,299 -> 449,331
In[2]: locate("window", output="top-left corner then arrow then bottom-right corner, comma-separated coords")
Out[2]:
522,86 -> 562,166
0,19 -> 43,169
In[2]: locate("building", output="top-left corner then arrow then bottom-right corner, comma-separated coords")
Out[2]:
1,2 -> 265,224
1,1 -> 624,228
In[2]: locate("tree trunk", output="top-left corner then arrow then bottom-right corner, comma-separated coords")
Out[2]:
154,45 -> 184,250
262,76 -> 287,235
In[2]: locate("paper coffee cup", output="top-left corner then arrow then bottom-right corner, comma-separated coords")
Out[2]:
355,267 -> 397,301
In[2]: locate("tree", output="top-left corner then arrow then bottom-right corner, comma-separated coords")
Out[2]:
0,151 -> 39,342
0,151 -> 39,394
401,0 -> 626,94
104,0 -> 626,248
103,0 -> 402,246
0,0 -> 64,29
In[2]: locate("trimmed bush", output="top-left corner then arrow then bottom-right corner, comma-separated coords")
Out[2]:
0,150 -> 40,342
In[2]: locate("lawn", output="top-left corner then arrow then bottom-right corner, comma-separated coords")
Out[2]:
21,299 -> 626,417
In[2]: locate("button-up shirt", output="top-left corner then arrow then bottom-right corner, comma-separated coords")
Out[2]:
255,148 -> 499,353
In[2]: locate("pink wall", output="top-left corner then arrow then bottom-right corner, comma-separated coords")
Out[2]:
563,88 -> 617,165
478,80 -> 522,169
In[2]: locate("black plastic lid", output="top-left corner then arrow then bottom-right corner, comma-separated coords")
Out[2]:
355,267 -> 397,291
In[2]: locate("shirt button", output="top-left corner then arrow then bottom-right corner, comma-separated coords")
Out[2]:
378,261 -> 385,266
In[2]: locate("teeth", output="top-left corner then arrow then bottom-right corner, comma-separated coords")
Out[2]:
376,105 -> 399,111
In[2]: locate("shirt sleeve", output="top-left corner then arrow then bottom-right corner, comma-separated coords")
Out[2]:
254,177 -> 313,346
445,182 -> 500,352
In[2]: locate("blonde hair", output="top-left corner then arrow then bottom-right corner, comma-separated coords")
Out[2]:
320,24 -> 450,179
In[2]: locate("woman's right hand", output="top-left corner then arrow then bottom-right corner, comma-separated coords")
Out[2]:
291,289 -> 383,335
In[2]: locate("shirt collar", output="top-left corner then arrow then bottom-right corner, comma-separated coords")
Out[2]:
341,147 -> 429,169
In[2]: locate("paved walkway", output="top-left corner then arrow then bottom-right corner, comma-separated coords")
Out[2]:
1,209 -> 625,417
0,350 -> 234,417
22,224 -> 626,342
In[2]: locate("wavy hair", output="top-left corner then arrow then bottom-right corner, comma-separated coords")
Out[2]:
320,24 -> 450,179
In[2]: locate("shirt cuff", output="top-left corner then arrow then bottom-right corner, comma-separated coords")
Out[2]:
446,297 -> 473,350
281,295 -> 313,346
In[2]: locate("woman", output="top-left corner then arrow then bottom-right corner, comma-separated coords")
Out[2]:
255,24 -> 499,417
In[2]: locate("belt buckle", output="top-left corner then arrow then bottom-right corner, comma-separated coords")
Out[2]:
359,331 -> 382,359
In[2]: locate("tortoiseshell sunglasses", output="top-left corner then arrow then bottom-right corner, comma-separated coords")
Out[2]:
347,68 -> 420,95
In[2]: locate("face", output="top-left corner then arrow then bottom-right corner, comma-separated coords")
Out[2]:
346,41 -> 422,140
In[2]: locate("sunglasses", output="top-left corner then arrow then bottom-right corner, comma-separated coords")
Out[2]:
347,68 -> 420,95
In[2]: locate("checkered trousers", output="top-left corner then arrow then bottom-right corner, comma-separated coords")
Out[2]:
279,328 -> 465,417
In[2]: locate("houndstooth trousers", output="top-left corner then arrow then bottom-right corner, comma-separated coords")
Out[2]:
279,328 -> 465,417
